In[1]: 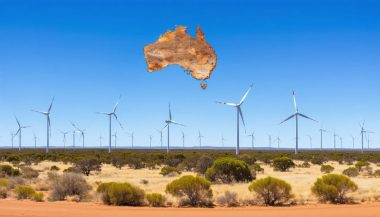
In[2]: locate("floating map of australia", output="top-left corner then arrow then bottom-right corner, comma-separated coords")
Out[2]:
143,26 -> 217,89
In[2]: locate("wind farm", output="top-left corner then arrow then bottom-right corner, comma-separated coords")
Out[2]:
0,1 -> 379,217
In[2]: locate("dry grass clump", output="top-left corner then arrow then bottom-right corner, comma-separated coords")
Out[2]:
216,191 -> 239,207
50,173 -> 91,201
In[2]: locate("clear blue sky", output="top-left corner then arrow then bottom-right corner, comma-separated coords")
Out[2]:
0,0 -> 379,149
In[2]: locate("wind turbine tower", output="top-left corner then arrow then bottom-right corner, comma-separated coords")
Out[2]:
31,98 -> 54,153
162,104 -> 185,154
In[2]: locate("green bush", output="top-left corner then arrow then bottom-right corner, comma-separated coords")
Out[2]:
299,161 -> 311,168
0,165 -> 21,176
97,182 -> 145,206
320,165 -> 335,174
14,185 -> 36,200
311,174 -> 358,203
50,173 -> 91,201
311,157 -> 326,165
205,157 -> 253,183
74,158 -> 102,176
32,192 -> 44,202
355,161 -> 369,172
146,193 -> 166,207
126,157 -> 145,169
160,166 -> 182,176
63,166 -> 81,173
248,176 -> 292,206
373,169 -> 380,178
195,155 -> 213,174
251,163 -> 264,173
0,186 -> 7,198
239,154 -> 256,165
342,167 -> 359,177
272,157 -> 295,172
166,175 -> 213,207
50,165 -> 60,171
0,178 -> 10,188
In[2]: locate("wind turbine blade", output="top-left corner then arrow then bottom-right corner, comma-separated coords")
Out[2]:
292,91 -> 298,112
15,129 -> 20,135
169,104 -> 172,120
96,112 -> 109,115
298,113 -> 318,122
162,124 -> 169,130
112,95 -> 122,113
170,121 -> 185,127
113,114 -> 124,129
48,97 -> 55,113
31,109 -> 45,115
238,107 -> 246,133
48,116 -> 51,137
280,114 -> 296,124
239,84 -> 253,105
216,101 -> 238,107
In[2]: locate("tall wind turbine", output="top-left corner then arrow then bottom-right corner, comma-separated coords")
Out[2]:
162,104 -> 185,154
15,116 -> 29,151
149,135 -> 153,149
31,97 -> 54,153
275,136 -> 280,149
72,123 -> 85,149
59,130 -> 69,149
198,130 -> 204,148
333,131 -> 338,151
216,84 -> 253,155
72,129 -> 76,148
129,132 -> 134,148
156,129 -> 163,149
247,131 -> 255,149
10,132 -> 15,149
268,135 -> 272,149
181,131 -> 185,148
97,96 -> 123,153
319,128 -> 329,151
307,135 -> 312,149
366,131 -> 375,150
221,134 -> 226,147
280,91 -> 317,154
33,133 -> 37,149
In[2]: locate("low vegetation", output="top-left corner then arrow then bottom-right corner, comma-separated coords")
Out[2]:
248,176 -> 293,206
97,182 -> 145,206
342,167 -> 359,177
160,166 -> 181,176
166,175 -> 213,207
216,191 -> 239,207
146,193 -> 166,207
320,165 -> 335,174
355,161 -> 370,172
50,173 -> 91,201
195,155 -> 213,174
74,158 -> 102,176
205,157 -> 253,183
272,157 -> 295,172
0,164 -> 21,177
311,174 -> 358,203
14,185 -> 43,201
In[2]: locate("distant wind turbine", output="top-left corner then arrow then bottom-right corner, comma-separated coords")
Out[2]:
14,116 -> 30,151
221,134 -> 226,147
333,131 -> 338,151
99,135 -> 103,148
72,123 -> 86,149
72,129 -> 76,148
59,130 -> 69,149
307,135 -> 312,149
129,132 -> 134,148
97,96 -> 123,153
162,104 -> 185,154
268,135 -> 272,149
31,97 -> 54,153
198,130 -> 204,148
366,131 -> 375,150
247,131 -> 255,149
350,135 -> 355,149
319,128 -> 329,151
275,136 -> 280,149
10,132 -> 15,149
149,135 -> 153,148
181,131 -> 185,148
280,91 -> 317,154
216,84 -> 253,155
33,133 -> 37,149
113,131 -> 117,148
340,137 -> 343,149
156,129 -> 163,149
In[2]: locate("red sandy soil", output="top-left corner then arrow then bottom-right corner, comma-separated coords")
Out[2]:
0,200 -> 379,217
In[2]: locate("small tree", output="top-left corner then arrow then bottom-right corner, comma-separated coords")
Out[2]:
50,173 -> 91,201
311,174 -> 358,203
272,157 -> 295,172
205,157 -> 253,183
160,166 -> 181,176
355,161 -> 369,172
195,155 -> 213,174
342,167 -> 359,177
320,165 -> 335,174
248,176 -> 292,206
74,158 -> 101,176
165,175 -> 213,207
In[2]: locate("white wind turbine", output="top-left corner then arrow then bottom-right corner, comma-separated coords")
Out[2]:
31,97 -> 54,153
319,127 -> 329,151
198,130 -> 204,148
162,104 -> 185,154
58,130 -> 69,149
307,135 -> 312,149
275,136 -> 280,149
221,134 -> 226,147
156,129 -> 163,149
97,96 -> 123,153
149,135 -> 153,149
247,131 -> 254,149
350,135 -> 355,149
333,131 -> 338,151
10,132 -> 15,149
181,131 -> 185,148
280,91 -> 317,154
72,123 -> 86,149
15,116 -> 30,151
99,135 -> 103,148
216,84 -> 253,155
33,133 -> 37,149
268,135 -> 272,149
129,132 -> 134,148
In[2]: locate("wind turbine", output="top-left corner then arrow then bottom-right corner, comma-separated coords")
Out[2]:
10,132 -> 15,149
112,131 -> 117,149
72,129 -> 77,148
198,130 -> 204,148
307,135 -> 312,149
99,135 -> 103,148
216,84 -> 253,155
31,97 -> 54,153
149,135 -> 153,149
14,116 -> 29,151
275,136 -> 280,149
181,131 -> 185,148
72,123 -> 85,149
247,131 -> 255,149
280,91 -> 317,154
333,131 -> 338,151
97,96 -> 123,153
350,135 -> 355,149
156,129 -> 163,149
319,128 -> 329,151
268,135 -> 272,149
33,133 -> 37,149
129,132 -> 134,148
221,134 -> 226,147
162,104 -> 185,154
58,130 -> 69,149
366,131 -> 375,150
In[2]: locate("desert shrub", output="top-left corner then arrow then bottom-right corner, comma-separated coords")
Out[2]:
251,163 -> 264,173
74,158 -> 102,176
216,191 -> 239,207
299,161 -> 311,168
140,179 -> 149,185
14,185 -> 36,200
160,166 -> 181,176
355,161 -> 370,172
195,155 -> 213,174
50,173 -> 91,201
0,178 -> 10,188
32,192 -> 44,202
239,154 -> 256,165
0,186 -> 7,198
50,165 -> 60,171
311,157 -> 326,165
97,182 -> 145,206
6,154 -> 21,164
146,193 -> 166,207
248,176 -> 292,206
111,156 -> 127,169
165,175 -> 213,207
272,157 -> 295,172
7,176 -> 25,188
165,154 -> 185,167
373,169 -> 380,178
63,166 -> 81,173
342,167 -> 359,177
205,157 -> 253,183
126,157 -> 145,169
320,165 -> 335,174
0,164 -> 21,176
311,174 -> 358,203
21,166 -> 39,179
